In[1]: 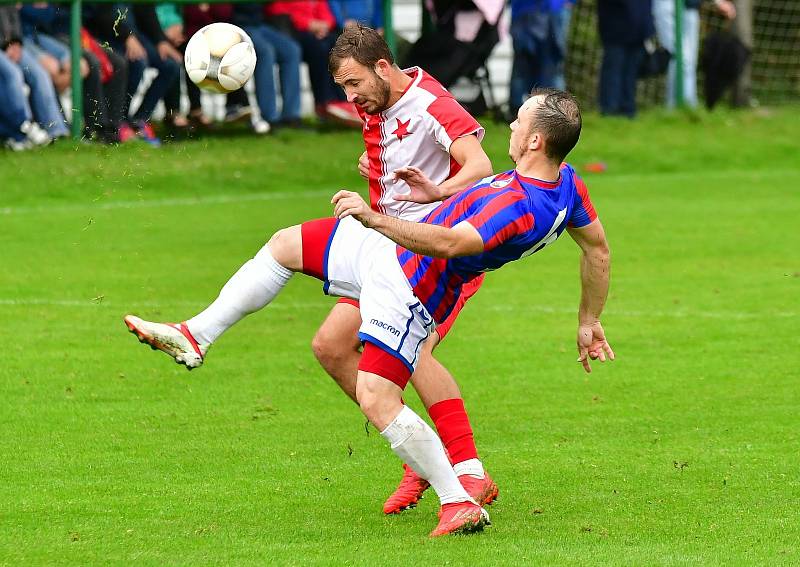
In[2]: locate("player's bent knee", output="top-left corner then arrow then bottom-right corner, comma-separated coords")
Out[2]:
266,225 -> 302,271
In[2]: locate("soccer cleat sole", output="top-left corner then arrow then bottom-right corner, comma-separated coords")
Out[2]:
124,316 -> 202,370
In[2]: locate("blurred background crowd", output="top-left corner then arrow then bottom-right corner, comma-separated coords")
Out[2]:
1,0 -> 797,151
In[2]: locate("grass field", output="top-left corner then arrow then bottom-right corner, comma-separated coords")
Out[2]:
1,107 -> 798,565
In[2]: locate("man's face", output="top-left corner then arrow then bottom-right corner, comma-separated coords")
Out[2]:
508,96 -> 541,163
333,57 -> 392,115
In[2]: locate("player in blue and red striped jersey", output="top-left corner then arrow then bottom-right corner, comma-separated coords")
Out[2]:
124,88 -> 614,537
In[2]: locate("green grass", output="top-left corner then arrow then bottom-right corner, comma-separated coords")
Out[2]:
1,107 -> 798,565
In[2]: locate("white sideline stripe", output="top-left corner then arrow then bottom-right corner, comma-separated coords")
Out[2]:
0,189 -> 334,216
0,298 -> 792,320
1,168 -> 797,216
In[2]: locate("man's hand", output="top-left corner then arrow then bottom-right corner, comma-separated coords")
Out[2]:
577,321 -> 614,373
125,35 -> 147,61
358,151 -> 369,179
308,19 -> 331,39
393,166 -> 444,204
157,40 -> 183,63
5,42 -> 22,63
332,190 -> 378,226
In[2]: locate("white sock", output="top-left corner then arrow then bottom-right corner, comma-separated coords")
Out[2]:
187,245 -> 293,344
453,458 -> 485,479
381,406 -> 471,506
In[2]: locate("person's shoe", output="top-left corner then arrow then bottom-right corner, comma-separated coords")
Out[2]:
20,120 -> 52,146
251,118 -> 271,135
5,137 -> 32,151
225,104 -> 253,123
459,472 -> 499,507
134,121 -> 161,147
324,101 -> 362,127
430,501 -> 489,537
383,464 -> 431,514
118,122 -> 137,143
123,315 -> 208,369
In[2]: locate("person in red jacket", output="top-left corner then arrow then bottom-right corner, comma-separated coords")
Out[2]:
265,0 -> 360,126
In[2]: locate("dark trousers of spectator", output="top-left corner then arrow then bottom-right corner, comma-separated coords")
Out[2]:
83,48 -> 128,135
114,32 -> 180,123
293,31 -> 342,105
598,43 -> 643,117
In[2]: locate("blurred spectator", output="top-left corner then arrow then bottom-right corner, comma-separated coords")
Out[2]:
653,0 -> 736,108
156,3 -> 189,131
552,0 -> 575,90
0,54 -> 53,150
596,0 -> 654,118
230,3 -> 303,132
0,6 -> 69,141
182,3 -> 233,128
20,3 -> 128,143
84,3 -> 183,145
328,0 -> 383,32
508,0 -> 568,118
264,0 -> 361,125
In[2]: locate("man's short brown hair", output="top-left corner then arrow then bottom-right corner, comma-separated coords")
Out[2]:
328,24 -> 394,75
529,89 -> 582,163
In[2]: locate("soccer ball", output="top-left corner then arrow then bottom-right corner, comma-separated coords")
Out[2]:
184,23 -> 257,93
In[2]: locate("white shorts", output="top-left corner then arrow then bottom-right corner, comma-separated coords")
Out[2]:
304,217 -> 435,373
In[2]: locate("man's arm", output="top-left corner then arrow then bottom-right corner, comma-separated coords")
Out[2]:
331,190 -> 484,258
567,219 -> 615,372
393,135 -> 493,204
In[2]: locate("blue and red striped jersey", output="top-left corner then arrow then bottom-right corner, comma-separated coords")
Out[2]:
396,163 -> 597,323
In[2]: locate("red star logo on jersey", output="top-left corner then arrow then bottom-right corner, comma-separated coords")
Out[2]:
392,118 -> 412,141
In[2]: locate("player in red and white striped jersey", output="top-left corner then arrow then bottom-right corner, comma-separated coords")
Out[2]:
315,25 -> 498,512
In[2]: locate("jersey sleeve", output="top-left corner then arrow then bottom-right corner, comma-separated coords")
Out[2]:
425,96 -> 485,153
464,191 -> 535,251
568,175 -> 598,228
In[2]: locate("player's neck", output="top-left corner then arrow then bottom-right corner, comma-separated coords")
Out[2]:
386,67 -> 413,108
515,156 -> 560,183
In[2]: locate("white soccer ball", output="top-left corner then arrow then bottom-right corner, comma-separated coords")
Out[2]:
184,23 -> 257,93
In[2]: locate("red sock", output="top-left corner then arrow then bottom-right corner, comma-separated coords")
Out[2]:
428,398 -> 479,465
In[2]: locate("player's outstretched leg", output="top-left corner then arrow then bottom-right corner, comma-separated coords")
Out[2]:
124,226 -> 302,368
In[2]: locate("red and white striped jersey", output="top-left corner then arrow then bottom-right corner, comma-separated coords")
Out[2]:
360,67 -> 485,221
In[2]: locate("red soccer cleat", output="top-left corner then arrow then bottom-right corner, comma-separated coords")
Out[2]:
382,464 -> 430,514
430,501 -> 489,537
459,472 -> 499,507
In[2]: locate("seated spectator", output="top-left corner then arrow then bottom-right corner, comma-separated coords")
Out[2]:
20,3 -> 128,144
182,2 -> 235,128
328,0 -> 383,33
230,2 -> 303,132
0,50 -> 53,150
156,3 -> 189,131
0,6 -> 69,142
596,0 -> 654,118
264,0 -> 361,126
84,3 -> 183,146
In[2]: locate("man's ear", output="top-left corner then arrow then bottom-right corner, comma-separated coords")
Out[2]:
529,132 -> 543,152
374,59 -> 392,80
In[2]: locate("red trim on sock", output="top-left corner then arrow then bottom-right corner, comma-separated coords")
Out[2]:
358,342 -> 412,389
301,217 -> 339,280
428,398 -> 478,464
